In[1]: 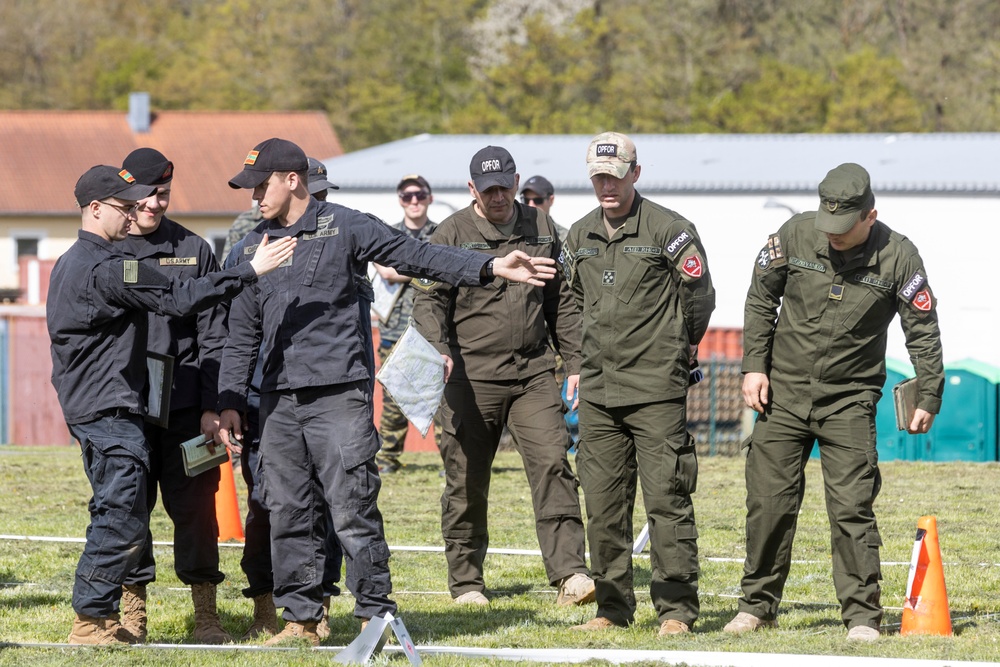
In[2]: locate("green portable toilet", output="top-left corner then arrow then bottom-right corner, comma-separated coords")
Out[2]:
876,358 -> 916,461
809,358 -> 915,461
919,359 -> 1000,462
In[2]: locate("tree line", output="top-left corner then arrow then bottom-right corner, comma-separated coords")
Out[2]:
1,0 -> 997,151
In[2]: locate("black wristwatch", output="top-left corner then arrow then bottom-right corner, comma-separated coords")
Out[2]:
485,257 -> 495,279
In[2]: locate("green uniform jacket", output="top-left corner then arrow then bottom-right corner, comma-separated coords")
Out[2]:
563,193 -> 716,408
743,214 -> 944,420
411,202 -> 581,382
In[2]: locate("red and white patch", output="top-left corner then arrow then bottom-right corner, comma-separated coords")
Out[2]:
912,288 -> 933,312
682,255 -> 703,278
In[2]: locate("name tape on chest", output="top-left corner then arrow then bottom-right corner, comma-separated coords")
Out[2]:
788,256 -> 827,273
525,236 -> 553,245
623,246 -> 662,255
576,247 -> 599,257
158,257 -> 197,266
461,241 -> 495,250
303,227 -> 338,241
853,273 -> 893,290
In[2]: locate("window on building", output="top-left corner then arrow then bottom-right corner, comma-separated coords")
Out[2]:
15,237 -> 39,258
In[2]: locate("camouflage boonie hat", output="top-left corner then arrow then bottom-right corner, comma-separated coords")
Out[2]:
586,132 -> 637,179
815,163 -> 873,235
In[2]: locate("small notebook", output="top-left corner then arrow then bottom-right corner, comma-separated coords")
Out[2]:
180,434 -> 229,477
893,378 -> 919,431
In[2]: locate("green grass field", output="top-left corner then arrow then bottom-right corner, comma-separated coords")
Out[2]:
1,446 -> 998,666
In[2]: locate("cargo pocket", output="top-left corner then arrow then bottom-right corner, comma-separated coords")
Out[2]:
667,431 -> 699,496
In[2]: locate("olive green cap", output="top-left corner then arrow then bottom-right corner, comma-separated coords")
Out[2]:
815,162 -> 872,234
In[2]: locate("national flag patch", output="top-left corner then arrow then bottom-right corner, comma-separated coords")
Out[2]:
244,150 -> 260,166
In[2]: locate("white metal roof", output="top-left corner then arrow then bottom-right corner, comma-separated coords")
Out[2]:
324,132 -> 1000,195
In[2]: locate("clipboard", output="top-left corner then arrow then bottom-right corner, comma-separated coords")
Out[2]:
145,352 -> 174,427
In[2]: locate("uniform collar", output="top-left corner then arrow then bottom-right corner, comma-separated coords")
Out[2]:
263,198 -> 322,238
122,217 -> 176,258
78,229 -> 120,254
469,201 -> 533,240
584,191 -> 644,242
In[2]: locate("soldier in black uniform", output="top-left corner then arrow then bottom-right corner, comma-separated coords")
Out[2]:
48,164 -> 295,645
411,146 -> 594,608
216,138 -> 558,646
114,148 -> 231,644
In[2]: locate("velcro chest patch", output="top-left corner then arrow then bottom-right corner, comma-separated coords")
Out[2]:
159,257 -> 197,266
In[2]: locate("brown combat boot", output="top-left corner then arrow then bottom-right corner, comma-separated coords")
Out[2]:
241,592 -> 280,641
190,582 -> 233,644
263,620 -> 320,647
316,595 -> 331,640
67,613 -> 129,645
118,584 -> 148,644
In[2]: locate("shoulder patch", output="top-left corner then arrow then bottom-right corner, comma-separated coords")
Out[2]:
243,243 -> 258,256
911,287 -> 934,312
676,249 -> 705,282
664,230 -> 693,259
410,277 -> 440,293
124,259 -> 139,284
898,270 -> 926,303
755,233 -> 787,273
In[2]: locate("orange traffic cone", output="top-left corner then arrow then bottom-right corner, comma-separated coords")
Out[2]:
901,515 -> 952,636
215,452 -> 245,542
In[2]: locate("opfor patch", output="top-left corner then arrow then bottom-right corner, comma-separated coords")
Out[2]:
898,270 -> 927,303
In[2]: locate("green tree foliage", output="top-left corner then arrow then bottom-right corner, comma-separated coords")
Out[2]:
1,0 -> 998,148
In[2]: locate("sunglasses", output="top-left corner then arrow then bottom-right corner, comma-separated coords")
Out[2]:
399,191 -> 429,203
521,195 -> 546,206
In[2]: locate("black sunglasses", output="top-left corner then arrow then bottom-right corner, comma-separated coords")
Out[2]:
521,195 -> 546,205
399,191 -> 429,203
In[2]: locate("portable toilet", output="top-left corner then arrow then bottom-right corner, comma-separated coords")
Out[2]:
876,358 -> 916,461
919,359 -> 1000,462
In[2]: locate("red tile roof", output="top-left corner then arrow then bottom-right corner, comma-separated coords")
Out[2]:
0,110 -> 342,215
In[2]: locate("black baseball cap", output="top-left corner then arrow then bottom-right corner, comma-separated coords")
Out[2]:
470,146 -> 516,191
74,165 -> 155,207
397,174 -> 432,194
520,175 -> 554,198
228,138 -> 309,189
307,157 -> 339,194
122,148 -> 174,186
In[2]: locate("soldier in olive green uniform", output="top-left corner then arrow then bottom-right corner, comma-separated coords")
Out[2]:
564,133 -> 716,636
725,163 -> 944,642
411,146 -> 595,607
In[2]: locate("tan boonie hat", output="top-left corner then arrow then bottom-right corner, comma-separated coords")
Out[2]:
815,163 -> 873,234
586,132 -> 636,179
